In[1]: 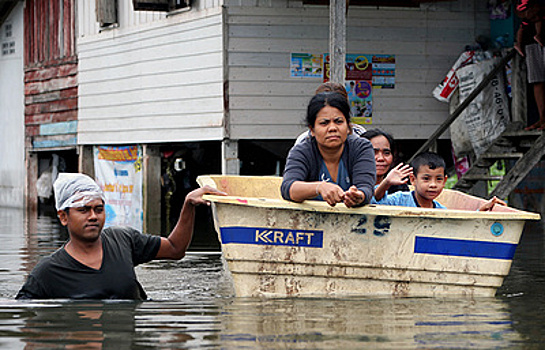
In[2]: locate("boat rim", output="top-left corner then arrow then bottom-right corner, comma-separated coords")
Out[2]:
202,195 -> 541,221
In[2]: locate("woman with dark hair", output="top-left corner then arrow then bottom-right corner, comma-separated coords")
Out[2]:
362,128 -> 412,200
281,92 -> 376,207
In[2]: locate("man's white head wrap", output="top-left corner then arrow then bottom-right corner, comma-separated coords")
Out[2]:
54,173 -> 106,211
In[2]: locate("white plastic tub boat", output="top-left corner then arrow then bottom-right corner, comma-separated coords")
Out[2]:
197,175 -> 540,298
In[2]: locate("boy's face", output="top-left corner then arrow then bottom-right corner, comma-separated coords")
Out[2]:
410,165 -> 447,201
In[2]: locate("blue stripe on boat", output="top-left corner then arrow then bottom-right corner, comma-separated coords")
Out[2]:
220,226 -> 323,248
414,236 -> 517,260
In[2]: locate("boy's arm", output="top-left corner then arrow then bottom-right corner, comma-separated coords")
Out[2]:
478,196 -> 507,212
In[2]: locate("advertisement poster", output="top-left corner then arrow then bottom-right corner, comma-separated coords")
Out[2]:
94,145 -> 143,231
323,53 -> 373,82
346,80 -> 373,125
290,53 -> 323,78
372,55 -> 396,89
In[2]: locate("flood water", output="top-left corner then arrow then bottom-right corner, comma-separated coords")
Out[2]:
1,207 -> 545,349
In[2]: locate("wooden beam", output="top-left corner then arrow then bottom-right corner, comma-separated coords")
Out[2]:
490,133 -> 545,199
329,0 -> 346,84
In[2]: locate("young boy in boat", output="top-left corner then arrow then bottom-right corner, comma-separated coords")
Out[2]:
371,151 -> 505,211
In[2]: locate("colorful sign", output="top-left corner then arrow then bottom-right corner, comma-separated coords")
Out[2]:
323,53 -> 373,82
94,145 -> 143,231
290,53 -> 323,78
220,226 -> 324,248
372,55 -> 396,89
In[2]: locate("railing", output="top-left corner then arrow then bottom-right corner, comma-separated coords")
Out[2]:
407,49 -> 517,163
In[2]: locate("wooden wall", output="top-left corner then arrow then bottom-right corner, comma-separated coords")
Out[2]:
76,5 -> 225,144
75,0 -> 490,145
24,0 -> 78,150
225,0 -> 490,140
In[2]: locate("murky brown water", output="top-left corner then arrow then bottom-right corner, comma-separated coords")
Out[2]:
1,206 -> 545,349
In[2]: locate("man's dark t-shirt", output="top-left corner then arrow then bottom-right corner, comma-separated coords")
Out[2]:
16,226 -> 161,300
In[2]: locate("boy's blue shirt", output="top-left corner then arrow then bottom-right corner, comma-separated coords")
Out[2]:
371,190 -> 446,209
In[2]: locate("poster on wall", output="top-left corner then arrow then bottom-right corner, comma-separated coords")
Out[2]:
323,53 -> 373,82
372,55 -> 396,89
290,53 -> 323,78
94,145 -> 143,231
346,80 -> 373,125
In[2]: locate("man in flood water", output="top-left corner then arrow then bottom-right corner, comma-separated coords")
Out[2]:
16,173 -> 225,300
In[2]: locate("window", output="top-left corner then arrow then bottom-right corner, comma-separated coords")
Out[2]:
132,0 -> 190,12
96,0 -> 118,27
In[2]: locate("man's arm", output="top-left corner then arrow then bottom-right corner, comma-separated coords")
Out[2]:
155,185 -> 227,260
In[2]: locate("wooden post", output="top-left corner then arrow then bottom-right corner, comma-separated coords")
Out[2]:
78,145 -> 95,178
25,150 -> 38,213
329,0 -> 346,84
222,139 -> 240,175
511,53 -> 527,125
143,144 -> 161,234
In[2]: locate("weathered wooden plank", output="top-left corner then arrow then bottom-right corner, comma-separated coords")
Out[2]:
39,120 -> 78,136
25,87 -> 77,105
79,83 -> 222,107
228,95 -> 444,111
78,53 -> 222,82
25,75 -> 78,95
78,71 -> 222,99
228,80 -> 438,98
228,38 -> 448,55
78,37 -> 223,70
24,1 -> 31,65
78,98 -> 224,119
63,0 -> 72,57
25,110 -> 78,125
25,125 -> 40,137
78,9 -> 222,48
228,24 -> 474,43
25,98 -> 77,115
490,134 -> 545,199
24,63 -> 78,82
50,0 -> 59,60
228,13 -> 480,29
77,125 -> 225,145
32,134 -> 77,148
230,109 -> 446,125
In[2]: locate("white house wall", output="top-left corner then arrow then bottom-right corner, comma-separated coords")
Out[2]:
0,2 -> 25,208
225,0 -> 490,140
77,2 -> 225,144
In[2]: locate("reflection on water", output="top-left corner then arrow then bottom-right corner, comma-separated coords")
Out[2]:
0,207 -> 544,348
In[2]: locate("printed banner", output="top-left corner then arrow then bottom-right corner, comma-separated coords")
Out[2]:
290,53 -> 323,78
94,145 -> 143,231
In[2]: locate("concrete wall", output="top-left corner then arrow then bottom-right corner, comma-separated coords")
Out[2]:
0,2 -> 24,208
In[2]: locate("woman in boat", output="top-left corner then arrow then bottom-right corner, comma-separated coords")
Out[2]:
294,82 -> 366,145
281,92 -> 376,207
361,128 -> 412,201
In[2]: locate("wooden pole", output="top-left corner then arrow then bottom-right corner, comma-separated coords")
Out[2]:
329,0 -> 346,84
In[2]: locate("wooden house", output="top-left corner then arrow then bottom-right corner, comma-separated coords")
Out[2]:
23,0 -> 79,213
74,0 -> 494,233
